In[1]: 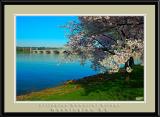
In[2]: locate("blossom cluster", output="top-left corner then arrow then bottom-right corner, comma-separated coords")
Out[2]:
62,16 -> 144,73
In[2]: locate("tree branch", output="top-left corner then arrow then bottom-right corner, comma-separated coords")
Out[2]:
102,34 -> 117,43
94,38 -> 115,55
116,22 -> 144,26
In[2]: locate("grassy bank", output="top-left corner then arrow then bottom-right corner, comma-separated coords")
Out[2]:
17,65 -> 144,101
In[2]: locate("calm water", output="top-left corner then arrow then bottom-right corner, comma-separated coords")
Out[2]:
16,54 -> 99,96
16,54 -> 142,96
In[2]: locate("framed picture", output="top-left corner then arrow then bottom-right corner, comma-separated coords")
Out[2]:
1,0 -> 159,116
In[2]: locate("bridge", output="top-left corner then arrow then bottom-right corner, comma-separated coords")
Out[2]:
17,47 -> 71,54
31,49 -> 69,54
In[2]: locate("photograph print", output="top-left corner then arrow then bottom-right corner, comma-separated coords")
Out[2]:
16,15 -> 144,101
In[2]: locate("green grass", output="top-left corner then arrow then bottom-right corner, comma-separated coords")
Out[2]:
17,65 -> 144,101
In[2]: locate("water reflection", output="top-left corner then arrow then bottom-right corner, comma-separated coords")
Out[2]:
16,54 -> 99,95
16,54 -> 142,96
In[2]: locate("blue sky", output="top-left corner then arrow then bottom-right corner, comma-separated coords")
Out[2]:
16,16 -> 79,47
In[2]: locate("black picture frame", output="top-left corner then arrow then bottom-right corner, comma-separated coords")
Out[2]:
0,0 -> 159,117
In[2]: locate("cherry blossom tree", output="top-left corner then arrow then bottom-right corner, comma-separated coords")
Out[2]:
63,16 -> 144,73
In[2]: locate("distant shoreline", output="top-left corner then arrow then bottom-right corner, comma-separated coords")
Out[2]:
16,47 -> 68,54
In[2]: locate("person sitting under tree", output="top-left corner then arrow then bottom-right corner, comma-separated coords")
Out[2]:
124,57 -> 134,81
